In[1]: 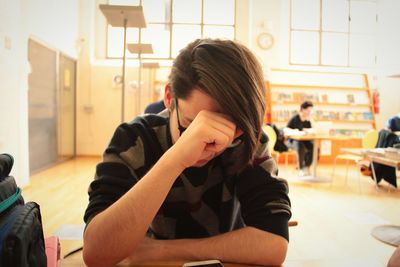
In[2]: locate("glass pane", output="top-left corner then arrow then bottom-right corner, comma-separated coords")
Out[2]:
58,55 -> 76,160
349,34 -> 376,67
173,0 -> 201,23
204,0 -> 235,25
291,0 -> 320,30
291,30 -> 319,64
203,26 -> 234,39
107,25 -> 139,58
172,25 -> 201,57
109,0 -> 140,5
350,1 -> 377,34
322,0 -> 349,32
142,0 -> 170,23
321,32 -> 348,66
140,24 -> 170,58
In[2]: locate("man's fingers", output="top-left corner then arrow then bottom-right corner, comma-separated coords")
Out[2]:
199,111 -> 236,133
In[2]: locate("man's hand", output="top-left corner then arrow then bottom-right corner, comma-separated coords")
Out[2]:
171,110 -> 238,168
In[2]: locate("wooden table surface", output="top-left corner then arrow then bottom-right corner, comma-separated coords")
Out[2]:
60,253 -> 262,267
60,253 -> 383,267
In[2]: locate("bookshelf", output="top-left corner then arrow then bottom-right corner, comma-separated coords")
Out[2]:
265,70 -> 376,163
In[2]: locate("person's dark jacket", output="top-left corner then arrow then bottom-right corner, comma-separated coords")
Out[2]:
372,129 -> 400,187
144,100 -> 165,114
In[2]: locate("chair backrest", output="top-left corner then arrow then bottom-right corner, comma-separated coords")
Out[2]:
263,125 -> 277,153
362,129 -> 379,149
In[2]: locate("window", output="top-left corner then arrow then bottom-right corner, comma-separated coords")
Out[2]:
290,0 -> 377,68
107,0 -> 236,59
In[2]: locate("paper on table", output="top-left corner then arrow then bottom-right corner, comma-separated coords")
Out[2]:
345,212 -> 389,225
54,224 -> 85,240
320,140 -> 332,156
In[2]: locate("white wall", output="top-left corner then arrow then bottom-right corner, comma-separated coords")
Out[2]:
21,0 -> 79,58
0,0 -> 29,186
248,0 -> 284,73
375,0 -> 400,129
0,0 -> 79,186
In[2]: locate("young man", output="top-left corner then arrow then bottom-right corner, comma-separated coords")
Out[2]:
285,101 -> 314,176
386,113 -> 400,132
144,99 -> 166,114
83,39 -> 291,267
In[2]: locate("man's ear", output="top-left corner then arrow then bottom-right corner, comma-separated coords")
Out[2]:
164,83 -> 173,110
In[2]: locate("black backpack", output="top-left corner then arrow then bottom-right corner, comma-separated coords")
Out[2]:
0,154 -> 47,266
269,124 -> 289,152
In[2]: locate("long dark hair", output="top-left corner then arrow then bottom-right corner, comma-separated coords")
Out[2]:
169,39 -> 266,174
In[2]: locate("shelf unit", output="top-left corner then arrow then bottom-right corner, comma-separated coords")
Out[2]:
265,70 -> 376,163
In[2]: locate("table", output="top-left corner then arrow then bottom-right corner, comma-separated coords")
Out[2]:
339,148 -> 400,171
60,254 -> 263,267
339,147 -> 400,187
363,148 -> 400,187
60,253 -> 383,267
288,134 -> 348,182
366,150 -> 400,169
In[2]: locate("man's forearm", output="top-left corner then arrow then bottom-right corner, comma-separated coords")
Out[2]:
130,227 -> 288,266
83,149 -> 185,267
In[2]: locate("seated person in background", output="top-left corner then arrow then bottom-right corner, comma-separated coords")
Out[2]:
284,101 -> 314,176
144,99 -> 166,114
83,39 -> 291,267
386,113 -> 400,133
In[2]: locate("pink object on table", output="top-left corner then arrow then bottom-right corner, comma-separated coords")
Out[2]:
45,236 -> 60,267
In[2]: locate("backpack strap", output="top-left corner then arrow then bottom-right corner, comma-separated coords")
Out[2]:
0,187 -> 21,213
0,205 -> 22,252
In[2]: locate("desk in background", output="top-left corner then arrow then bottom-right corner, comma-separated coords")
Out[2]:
288,134 -> 349,182
339,147 -> 400,188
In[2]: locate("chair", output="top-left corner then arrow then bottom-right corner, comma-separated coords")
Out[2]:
263,125 -> 298,167
331,129 -> 379,190
263,125 -> 277,154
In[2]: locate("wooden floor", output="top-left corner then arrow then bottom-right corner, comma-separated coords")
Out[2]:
22,157 -> 399,266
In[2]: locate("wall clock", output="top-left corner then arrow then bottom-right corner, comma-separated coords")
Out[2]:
257,32 -> 274,50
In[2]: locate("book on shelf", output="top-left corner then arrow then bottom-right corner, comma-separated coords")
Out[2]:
347,94 -> 355,104
321,94 -> 328,103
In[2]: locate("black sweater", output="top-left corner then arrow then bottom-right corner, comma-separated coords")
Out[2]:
84,111 -> 292,240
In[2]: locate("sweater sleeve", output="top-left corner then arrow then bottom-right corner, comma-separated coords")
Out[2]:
235,140 -> 291,241
83,123 -> 145,226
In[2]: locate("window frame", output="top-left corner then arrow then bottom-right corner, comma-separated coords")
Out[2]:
106,0 -> 236,60
289,0 -> 377,68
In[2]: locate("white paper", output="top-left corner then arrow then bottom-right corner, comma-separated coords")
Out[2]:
54,224 -> 85,240
345,212 -> 389,225
320,140 -> 332,155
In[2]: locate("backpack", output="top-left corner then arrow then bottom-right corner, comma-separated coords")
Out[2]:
0,153 -> 47,267
269,124 -> 289,152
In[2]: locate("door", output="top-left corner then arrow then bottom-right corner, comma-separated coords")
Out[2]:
58,54 -> 76,160
28,39 -> 58,173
